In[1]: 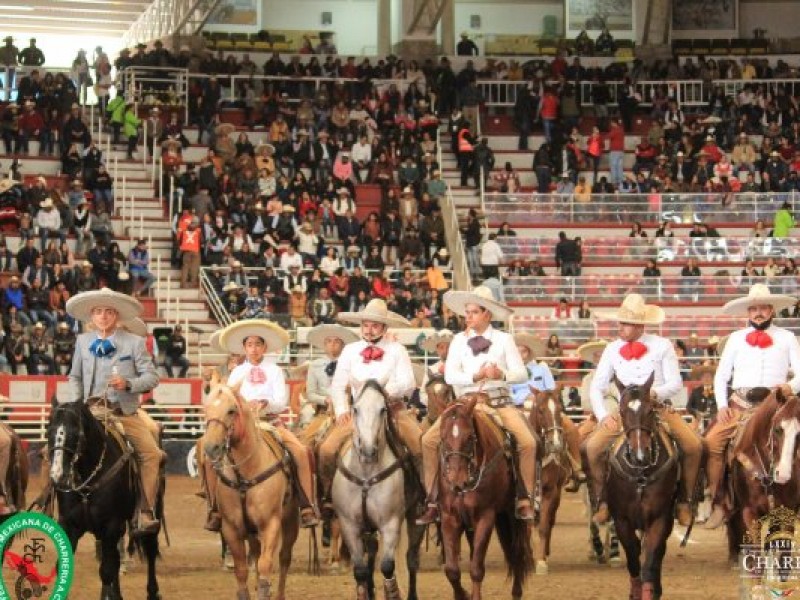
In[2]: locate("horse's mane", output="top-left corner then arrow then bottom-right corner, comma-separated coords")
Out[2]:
736,392 -> 782,452
359,379 -> 388,401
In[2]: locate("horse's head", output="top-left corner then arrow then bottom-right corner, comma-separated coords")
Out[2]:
203,382 -> 248,463
617,374 -> 657,466
425,374 -> 454,422
48,400 -> 88,488
772,394 -> 800,484
531,391 -> 564,456
352,381 -> 388,464
439,394 -> 479,492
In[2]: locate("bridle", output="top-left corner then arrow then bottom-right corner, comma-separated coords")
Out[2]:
620,387 -> 660,471
204,390 -> 254,471
534,398 -> 566,466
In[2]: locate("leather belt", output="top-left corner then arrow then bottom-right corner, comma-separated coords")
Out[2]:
87,395 -> 122,415
473,390 -> 512,409
730,390 -> 753,411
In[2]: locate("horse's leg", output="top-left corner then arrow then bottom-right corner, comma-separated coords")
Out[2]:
329,516 -> 341,573
378,515 -> 403,600
98,529 -> 124,600
641,519 -> 670,600
468,513 -> 496,600
405,518 -> 425,600
256,516 -> 282,599
535,477 -> 555,575
614,518 -> 642,600
140,531 -> 161,600
274,506 -> 299,600
222,525 -> 251,600
365,532 -> 378,600
339,519 -> 368,600
441,513 -> 468,600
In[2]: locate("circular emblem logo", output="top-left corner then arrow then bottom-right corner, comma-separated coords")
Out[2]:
0,513 -> 73,600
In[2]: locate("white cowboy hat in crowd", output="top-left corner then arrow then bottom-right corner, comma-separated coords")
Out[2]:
66,287 -> 143,322
219,319 -> 290,354
337,298 -> 410,328
0,179 -> 19,194
214,123 -> 236,136
222,282 -> 240,292
596,293 -> 665,325
420,329 -> 454,354
444,285 -> 513,320
576,340 -> 608,363
40,198 -> 53,209
306,324 -> 359,352
722,283 -> 796,315
513,333 -> 546,358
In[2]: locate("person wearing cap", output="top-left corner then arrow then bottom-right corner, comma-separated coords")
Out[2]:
731,132 -> 757,174
456,32 -> 479,57
418,286 -> 538,524
27,322 -> 56,375
0,37 -> 18,91
18,38 -> 44,67
65,288 -> 163,536
585,294 -> 703,527
211,320 -> 319,530
319,299 -> 421,511
53,321 -> 77,375
704,284 -> 800,529
128,239 -> 156,296
300,324 -> 358,440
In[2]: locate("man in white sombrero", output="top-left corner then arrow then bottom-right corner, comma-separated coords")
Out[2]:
705,284 -> 800,529
586,294 -> 703,527
66,288 -> 163,536
320,299 -> 421,511
214,319 -> 319,530
299,324 -> 358,442
418,286 -> 539,524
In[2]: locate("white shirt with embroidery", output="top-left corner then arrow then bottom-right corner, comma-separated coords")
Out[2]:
227,358 -> 288,414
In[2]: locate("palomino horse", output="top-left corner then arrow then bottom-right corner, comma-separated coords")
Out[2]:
726,389 -> 800,564
203,384 -> 300,600
438,395 -> 533,600
48,400 -> 162,600
607,377 -> 679,600
527,391 -> 570,575
333,380 -> 425,600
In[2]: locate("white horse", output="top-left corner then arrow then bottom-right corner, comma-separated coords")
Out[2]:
332,381 -> 424,600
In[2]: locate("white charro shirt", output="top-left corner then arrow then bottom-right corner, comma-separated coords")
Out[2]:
714,324 -> 800,410
445,325 -> 528,397
227,358 -> 288,414
330,338 -> 416,418
590,333 -> 682,421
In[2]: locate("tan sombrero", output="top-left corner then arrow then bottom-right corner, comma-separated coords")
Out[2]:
420,329 -> 454,353
0,178 -> 19,194
66,287 -> 143,322
577,340 -> 608,362
513,333 -> 546,358
597,294 -> 665,325
222,282 -> 240,292
122,317 -> 148,337
337,298 -> 410,328
716,335 -> 729,355
214,123 -> 236,136
722,283 -> 796,315
256,142 -> 275,155
208,330 -> 225,354
307,324 -> 359,352
286,361 -> 310,380
219,319 -> 290,354
444,285 -> 513,320
689,364 -> 716,380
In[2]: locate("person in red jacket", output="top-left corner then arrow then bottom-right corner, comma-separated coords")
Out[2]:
607,117 -> 626,187
539,87 -> 560,143
18,100 -> 44,156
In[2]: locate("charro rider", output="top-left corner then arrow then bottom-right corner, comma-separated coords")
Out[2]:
417,286 -> 539,524
419,329 -> 454,427
66,287 -> 163,536
209,319 -> 319,530
319,299 -> 422,513
705,283 -> 800,529
586,293 -> 703,527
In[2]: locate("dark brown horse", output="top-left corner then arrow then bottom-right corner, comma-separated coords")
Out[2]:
608,377 -> 679,600
726,389 -> 800,564
438,395 -> 533,600
527,391 -> 569,575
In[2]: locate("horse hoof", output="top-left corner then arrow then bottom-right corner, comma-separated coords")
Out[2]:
629,577 -> 643,600
236,591 -> 251,600
535,561 -> 549,575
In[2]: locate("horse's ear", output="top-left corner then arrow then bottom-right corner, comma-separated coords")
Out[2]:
776,387 -> 790,404
229,378 -> 242,396
644,372 -> 655,392
613,376 -> 626,395
463,393 -> 479,415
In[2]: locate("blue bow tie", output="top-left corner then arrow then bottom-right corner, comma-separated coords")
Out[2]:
90,337 -> 116,358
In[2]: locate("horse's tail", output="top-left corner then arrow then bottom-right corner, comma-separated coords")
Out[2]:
495,508 -> 533,585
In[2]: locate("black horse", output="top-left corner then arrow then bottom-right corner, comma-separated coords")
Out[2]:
47,400 -> 162,600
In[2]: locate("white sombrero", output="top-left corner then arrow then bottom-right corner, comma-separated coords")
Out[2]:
122,317 -> 148,337
287,361 -> 310,380
722,283 -> 796,315
420,329 -> 454,353
219,319 -> 290,354
596,294 -> 665,325
576,339 -> 608,362
513,333 -> 546,358
208,330 -> 225,354
306,324 -> 359,352
444,285 -> 513,320
337,299 -> 410,328
66,287 -> 143,322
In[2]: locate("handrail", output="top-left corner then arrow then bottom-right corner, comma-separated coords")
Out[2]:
436,125 -> 471,291
199,267 -> 233,327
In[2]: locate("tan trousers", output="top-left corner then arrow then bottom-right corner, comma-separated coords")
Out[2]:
180,250 -> 200,287
421,404 -> 537,499
297,413 -> 330,448
561,414 -> 582,470
273,426 -> 316,507
585,408 -> 703,503
318,408 -> 422,488
704,406 -> 745,502
0,425 -> 11,498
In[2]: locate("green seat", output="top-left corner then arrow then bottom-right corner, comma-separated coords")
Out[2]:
542,15 -> 558,38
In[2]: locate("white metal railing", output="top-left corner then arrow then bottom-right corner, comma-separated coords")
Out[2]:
123,66 -> 190,123
504,273 -> 800,302
436,126 -> 470,291
484,191 -> 798,225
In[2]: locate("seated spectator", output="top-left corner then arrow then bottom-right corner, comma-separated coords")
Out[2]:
595,27 -> 616,55
319,247 -> 340,278
164,325 -> 190,378
409,305 -> 432,328
241,285 -> 268,320
633,136 -> 657,173
128,239 -> 156,296
546,334 -> 563,369
27,322 -> 56,375
289,285 -> 311,326
551,298 -> 572,320
53,321 -> 76,375
577,299 -> 592,319
680,258 -> 702,300
311,287 -> 336,325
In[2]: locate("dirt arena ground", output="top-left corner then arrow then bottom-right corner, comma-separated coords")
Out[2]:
46,475 -> 746,599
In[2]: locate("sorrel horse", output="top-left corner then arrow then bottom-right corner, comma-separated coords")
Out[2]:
203,384 -> 299,600
607,377 -> 679,600
726,389 -> 800,564
527,391 -> 569,575
438,394 -> 533,600
333,381 -> 425,600
424,374 -> 455,428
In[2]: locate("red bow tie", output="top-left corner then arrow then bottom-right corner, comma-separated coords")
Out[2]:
361,345 -> 385,363
746,330 -> 773,349
620,341 -> 648,361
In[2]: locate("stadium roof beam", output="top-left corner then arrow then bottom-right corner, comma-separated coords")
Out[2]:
122,0 -> 223,48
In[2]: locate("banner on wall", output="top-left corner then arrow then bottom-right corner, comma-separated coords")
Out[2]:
565,0 -> 634,36
205,0 -> 261,30
672,0 -> 737,32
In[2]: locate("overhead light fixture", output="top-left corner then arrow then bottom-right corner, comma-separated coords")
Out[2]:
0,4 -> 33,9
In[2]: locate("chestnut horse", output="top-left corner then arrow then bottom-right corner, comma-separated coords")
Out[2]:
607,377 -> 679,600
726,389 -> 800,564
527,391 -> 569,575
424,374 -> 455,429
203,384 -> 300,600
438,395 -> 533,600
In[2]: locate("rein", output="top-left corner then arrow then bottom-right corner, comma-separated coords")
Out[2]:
611,415 -> 676,499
